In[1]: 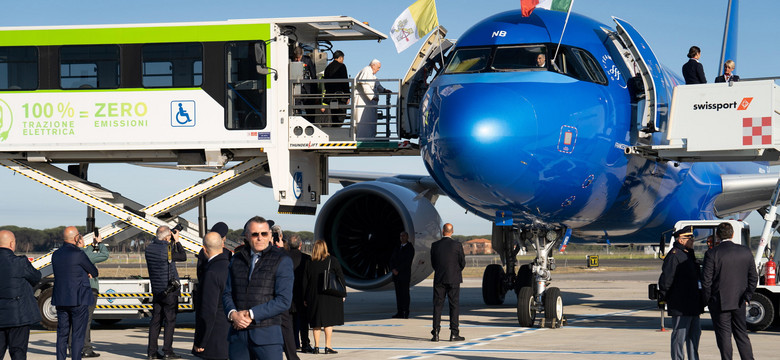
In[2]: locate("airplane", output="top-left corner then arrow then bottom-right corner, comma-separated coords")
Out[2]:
317,0 -> 780,327
3,1 -> 777,329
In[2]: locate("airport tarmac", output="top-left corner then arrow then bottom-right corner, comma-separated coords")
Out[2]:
27,269 -> 778,359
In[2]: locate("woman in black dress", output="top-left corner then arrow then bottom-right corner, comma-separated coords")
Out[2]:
303,240 -> 345,354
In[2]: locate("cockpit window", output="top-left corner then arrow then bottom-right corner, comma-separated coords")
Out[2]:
572,48 -> 608,84
445,48 -> 491,74
553,47 -> 608,85
492,45 -> 547,71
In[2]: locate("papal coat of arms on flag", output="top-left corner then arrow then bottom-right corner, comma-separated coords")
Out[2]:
390,0 -> 439,53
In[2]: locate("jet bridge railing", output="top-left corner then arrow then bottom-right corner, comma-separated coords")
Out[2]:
290,78 -> 402,142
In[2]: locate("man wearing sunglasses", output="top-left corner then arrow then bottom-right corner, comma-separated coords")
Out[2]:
658,226 -> 702,360
223,216 -> 293,360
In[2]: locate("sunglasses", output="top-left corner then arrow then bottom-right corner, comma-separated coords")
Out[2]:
250,231 -> 271,238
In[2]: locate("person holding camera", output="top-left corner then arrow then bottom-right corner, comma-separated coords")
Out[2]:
145,225 -> 187,360
74,230 -> 109,358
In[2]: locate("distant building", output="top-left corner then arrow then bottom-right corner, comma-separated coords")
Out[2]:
463,238 -> 494,255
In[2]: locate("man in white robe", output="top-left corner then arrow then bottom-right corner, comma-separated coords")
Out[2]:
353,59 -> 390,139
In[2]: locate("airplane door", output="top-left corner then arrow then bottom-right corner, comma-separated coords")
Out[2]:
612,17 -> 670,134
400,27 -> 453,138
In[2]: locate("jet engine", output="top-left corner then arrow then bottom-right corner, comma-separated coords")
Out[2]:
314,181 -> 442,291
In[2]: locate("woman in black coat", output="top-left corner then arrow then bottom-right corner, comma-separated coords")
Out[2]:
302,240 -> 345,354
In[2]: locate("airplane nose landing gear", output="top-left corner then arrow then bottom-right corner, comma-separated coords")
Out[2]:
481,224 -> 565,328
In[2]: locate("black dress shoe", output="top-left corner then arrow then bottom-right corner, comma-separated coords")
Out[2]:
431,334 -> 439,342
324,348 -> 338,354
147,352 -> 163,360
163,353 -> 182,360
391,313 -> 403,318
450,334 -> 465,341
312,347 -> 319,354
301,345 -> 314,353
82,350 -> 101,358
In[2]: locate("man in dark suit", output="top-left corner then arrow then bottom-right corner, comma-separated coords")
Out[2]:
194,221 -> 232,349
223,216 -> 293,360
52,226 -> 99,360
682,46 -> 707,84
658,226 -> 702,360
270,223 -> 299,360
146,225 -> 187,360
322,50 -> 349,125
390,231 -> 415,319
75,230 -> 108,358
430,223 -> 465,342
192,232 -> 230,360
0,230 -> 42,360
286,234 -> 313,353
715,60 -> 740,83
702,222 -> 757,360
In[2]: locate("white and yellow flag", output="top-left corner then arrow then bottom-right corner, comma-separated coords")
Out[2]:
390,0 -> 439,53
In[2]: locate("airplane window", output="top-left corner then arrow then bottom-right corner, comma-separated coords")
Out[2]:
573,48 -> 608,85
444,48 -> 491,74
492,45 -> 547,71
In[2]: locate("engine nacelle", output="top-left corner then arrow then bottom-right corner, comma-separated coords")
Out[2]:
314,181 -> 442,291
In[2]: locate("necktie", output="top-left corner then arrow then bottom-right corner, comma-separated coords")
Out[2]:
248,253 -> 259,280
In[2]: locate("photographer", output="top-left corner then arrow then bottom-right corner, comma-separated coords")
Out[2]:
145,225 -> 187,360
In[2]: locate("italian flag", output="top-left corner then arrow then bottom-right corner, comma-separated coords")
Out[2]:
390,0 -> 439,53
521,0 -> 573,17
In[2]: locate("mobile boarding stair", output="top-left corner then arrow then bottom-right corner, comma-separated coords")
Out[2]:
628,78 -> 780,331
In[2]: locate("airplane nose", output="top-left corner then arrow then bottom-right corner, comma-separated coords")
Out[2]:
423,83 -> 541,207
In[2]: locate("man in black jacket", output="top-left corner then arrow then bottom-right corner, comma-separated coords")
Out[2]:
682,46 -> 707,84
287,234 -> 313,353
222,216 -> 293,360
0,230 -> 42,360
390,231 -> 415,319
430,223 -> 465,342
145,225 -> 187,360
322,50 -> 349,125
702,222 -> 757,360
192,232 -> 230,360
658,226 -> 702,360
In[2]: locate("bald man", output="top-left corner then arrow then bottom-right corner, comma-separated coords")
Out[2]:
193,232 -> 231,360
430,223 -> 465,342
52,227 -> 99,360
0,230 -> 42,360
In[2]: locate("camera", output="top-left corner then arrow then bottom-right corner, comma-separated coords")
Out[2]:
161,279 -> 181,297
92,229 -> 100,252
171,224 -> 183,234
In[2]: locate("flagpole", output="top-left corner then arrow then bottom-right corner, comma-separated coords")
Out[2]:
552,0 -> 575,65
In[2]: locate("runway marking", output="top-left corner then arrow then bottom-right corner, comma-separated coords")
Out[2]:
375,308 -> 655,359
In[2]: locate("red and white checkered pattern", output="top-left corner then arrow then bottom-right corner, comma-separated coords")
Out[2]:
742,117 -> 772,145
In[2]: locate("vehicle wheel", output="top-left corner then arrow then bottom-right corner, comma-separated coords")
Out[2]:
544,287 -> 564,324
517,286 -> 536,327
482,264 -> 506,305
516,264 -> 533,293
94,319 -> 121,326
746,292 -> 774,332
37,287 -> 58,331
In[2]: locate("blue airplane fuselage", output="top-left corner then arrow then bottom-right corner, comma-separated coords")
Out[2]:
420,9 -> 764,243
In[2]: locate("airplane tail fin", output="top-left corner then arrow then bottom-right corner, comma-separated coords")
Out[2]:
718,0 -> 739,76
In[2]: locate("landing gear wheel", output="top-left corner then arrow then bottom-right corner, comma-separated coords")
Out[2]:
516,264 -> 533,293
544,287 -> 563,327
37,287 -> 57,330
482,264 -> 506,305
517,286 -> 536,327
746,292 -> 774,332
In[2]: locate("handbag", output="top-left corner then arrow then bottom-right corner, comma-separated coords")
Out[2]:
320,257 -> 346,297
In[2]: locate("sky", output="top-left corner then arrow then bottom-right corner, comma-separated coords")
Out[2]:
1,0 -> 779,236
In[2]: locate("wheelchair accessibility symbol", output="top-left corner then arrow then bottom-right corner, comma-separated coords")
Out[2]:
171,101 -> 196,127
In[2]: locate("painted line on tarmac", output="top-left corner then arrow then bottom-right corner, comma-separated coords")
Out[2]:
374,308 -> 654,359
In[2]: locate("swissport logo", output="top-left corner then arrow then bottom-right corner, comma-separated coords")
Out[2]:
692,97 -> 753,111
738,97 -> 753,110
